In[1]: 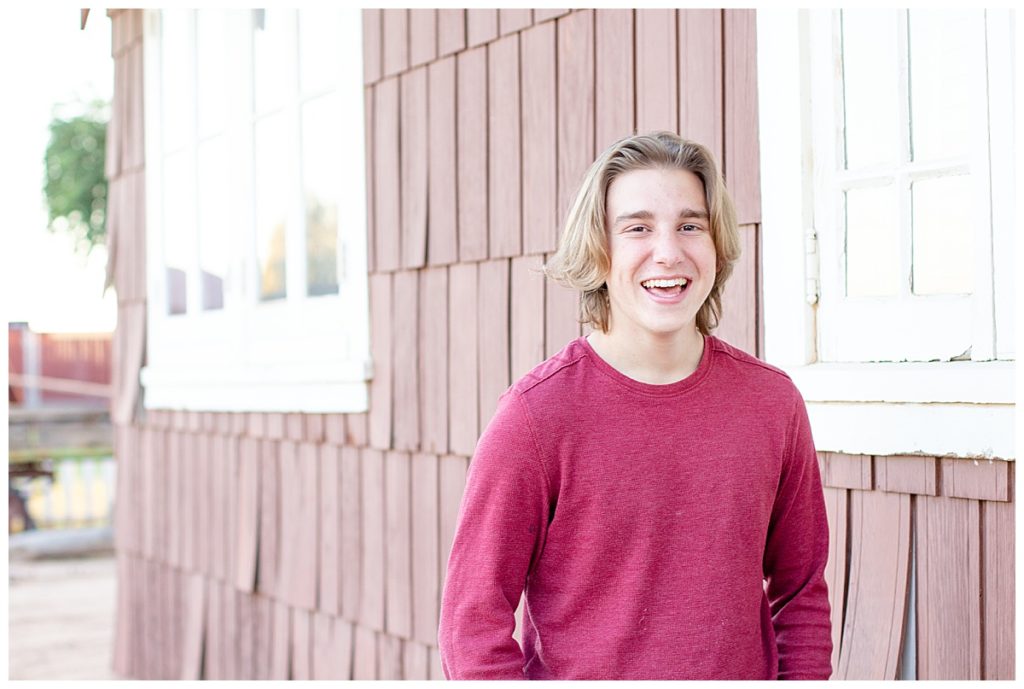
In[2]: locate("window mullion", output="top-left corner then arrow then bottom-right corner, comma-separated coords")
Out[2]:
969,9 -> 996,360
896,10 -> 913,304
284,11 -> 307,303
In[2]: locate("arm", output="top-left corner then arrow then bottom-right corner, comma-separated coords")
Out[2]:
438,391 -> 551,680
763,391 -> 833,680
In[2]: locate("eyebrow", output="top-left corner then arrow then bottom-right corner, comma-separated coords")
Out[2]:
613,207 -> 710,224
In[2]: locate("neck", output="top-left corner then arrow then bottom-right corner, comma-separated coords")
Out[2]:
587,326 -> 706,385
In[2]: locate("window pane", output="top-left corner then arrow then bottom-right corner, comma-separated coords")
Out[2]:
253,9 -> 289,115
299,9 -> 339,96
254,113 -> 287,302
912,175 -> 973,295
163,150 -> 195,314
909,10 -> 975,162
845,185 -> 900,297
302,94 -> 341,297
841,10 -> 900,170
161,10 -> 192,152
197,137 -> 229,310
196,10 -> 228,138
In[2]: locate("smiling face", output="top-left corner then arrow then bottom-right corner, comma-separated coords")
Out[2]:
603,166 -> 717,342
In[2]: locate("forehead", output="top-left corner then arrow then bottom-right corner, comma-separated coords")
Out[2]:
605,167 -> 707,216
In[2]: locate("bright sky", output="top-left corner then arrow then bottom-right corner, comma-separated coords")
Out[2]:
0,9 -> 115,333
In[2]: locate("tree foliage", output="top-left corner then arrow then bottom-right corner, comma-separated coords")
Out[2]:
43,102 -> 108,254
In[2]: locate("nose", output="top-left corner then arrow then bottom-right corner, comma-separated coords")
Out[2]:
651,228 -> 683,267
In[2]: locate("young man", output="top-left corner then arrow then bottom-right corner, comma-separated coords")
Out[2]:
438,132 -> 832,680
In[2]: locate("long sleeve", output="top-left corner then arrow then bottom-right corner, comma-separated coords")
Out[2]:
762,391 -> 833,679
438,391 -> 552,680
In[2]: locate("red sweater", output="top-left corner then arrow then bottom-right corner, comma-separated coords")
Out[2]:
438,336 -> 832,680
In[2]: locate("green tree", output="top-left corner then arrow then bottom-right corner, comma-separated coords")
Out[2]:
43,101 -> 108,254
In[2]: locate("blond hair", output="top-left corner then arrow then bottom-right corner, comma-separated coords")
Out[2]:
544,131 -> 741,335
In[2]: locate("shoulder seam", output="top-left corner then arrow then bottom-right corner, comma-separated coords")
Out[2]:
509,390 -> 554,500
516,350 -> 589,396
712,340 -> 792,381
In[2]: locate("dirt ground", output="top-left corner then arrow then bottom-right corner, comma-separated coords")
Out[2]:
8,554 -> 122,680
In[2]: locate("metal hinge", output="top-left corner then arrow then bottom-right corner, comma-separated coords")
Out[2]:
805,228 -> 820,305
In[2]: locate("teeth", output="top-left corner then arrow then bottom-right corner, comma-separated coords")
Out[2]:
641,278 -> 687,288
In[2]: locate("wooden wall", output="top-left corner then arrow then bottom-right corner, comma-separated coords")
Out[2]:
106,8 -> 1013,681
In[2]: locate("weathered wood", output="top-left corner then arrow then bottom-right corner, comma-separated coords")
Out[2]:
235,590 -> 256,680
196,434 -> 212,575
438,9 -> 466,57
822,452 -> 873,490
235,436 -> 260,592
916,495 -> 982,679
340,446 -> 362,621
334,617 -> 355,679
478,259 -> 511,432
488,33 -> 523,258
208,434 -> 226,580
636,9 -> 678,133
311,611 -> 333,679
546,258 -> 580,358
556,10 -> 595,224
411,453 -> 441,646
595,9 -> 634,152
409,9 -> 437,67
521,21 -> 559,255
723,9 -> 761,225
401,67 -> 429,269
679,9 -> 724,162
821,486 -> 847,676
378,632 -> 404,679
427,57 -> 458,266
382,9 -> 409,78
368,273 -> 393,449
392,270 -> 420,451
419,266 -> 449,454
499,9 -> 532,35
511,255 -> 546,381
373,78 -> 401,272
875,454 -> 938,496
254,595 -> 273,679
385,451 -> 413,638
257,439 -> 280,597
467,8 -> 498,47
535,9 -> 570,23
269,600 -> 291,679
221,582 -> 238,679
403,639 -> 431,679
457,46 -> 489,261
836,490 -> 910,679
361,449 -> 386,631
981,499 -> 1015,679
715,223 -> 758,355
291,607 -> 313,680
319,443 -> 341,614
940,458 -> 1010,502
181,572 -> 205,680
352,624 -> 378,679
448,263 -> 479,456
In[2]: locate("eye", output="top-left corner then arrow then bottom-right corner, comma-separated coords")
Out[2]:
680,224 -> 703,233
625,225 -> 649,233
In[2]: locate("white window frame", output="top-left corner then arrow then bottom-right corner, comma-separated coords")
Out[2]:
140,9 -> 371,413
757,9 -> 1015,460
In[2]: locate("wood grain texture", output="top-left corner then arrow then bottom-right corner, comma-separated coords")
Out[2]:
257,439 -> 280,597
511,254 -> 546,381
438,9 -> 466,57
411,453 -> 440,646
723,9 -> 761,226
254,595 -> 273,679
378,632 -> 404,679
361,448 -> 386,631
235,436 -> 261,592
478,258 -> 510,432
196,435 -> 212,575
488,33 -> 523,258
235,590 -> 256,680
419,266 -> 449,454
385,451 -> 413,638
269,600 -> 291,679
373,78 -> 401,272
521,21 -> 559,255
595,9 -> 634,151
181,572 -> 205,680
291,607 -> 313,680
392,270 -> 420,451
500,9 -> 533,35
545,258 -> 580,358
556,10 -> 595,224
311,611 -> 334,679
401,67 -> 429,269
448,263 -> 479,456
836,490 -> 910,679
822,486 -> 847,676
209,435 -> 226,580
340,446 -> 362,621
940,458 -> 1010,502
457,46 -> 489,261
408,9 -> 437,67
353,624 -> 378,679
467,9 -> 498,47
382,9 -> 409,78
679,9 -> 724,162
364,85 -> 376,272
319,443 -> 341,615
875,455 -> 938,496
346,413 -> 369,447
368,273 -> 393,449
715,223 -> 758,355
822,452 -> 873,490
427,57 -> 458,266
635,9 -> 678,133
334,617 -> 355,679
221,582 -> 238,679
981,499 -> 1015,679
916,495 -> 982,679
439,455 -> 470,590
403,639 -> 431,679
535,9 -> 571,23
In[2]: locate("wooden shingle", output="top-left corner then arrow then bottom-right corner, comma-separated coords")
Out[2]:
457,46 -> 489,261
411,453 -> 440,646
340,446 -> 362,621
940,458 -> 1010,502
981,500 -> 1015,679
723,9 -> 761,225
319,443 -> 341,615
556,10 -> 594,223
362,9 -> 382,85
419,266 -> 449,454
235,436 -> 261,593
409,9 -> 438,67
875,454 -> 938,496
595,9 -> 634,151
511,255 -> 546,380
478,259 -> 510,432
382,9 -> 409,78
400,67 -> 428,269
545,258 -> 580,357
521,21 -> 559,255
361,449 -> 386,631
636,9 -> 678,133
448,263 -> 479,456
291,607 -> 313,680
678,9 -> 724,164
499,9 -> 533,35
438,10 -> 466,57
368,273 -> 393,450
385,451 -> 413,638
427,57 -> 459,266
488,33 -> 523,258
392,270 -> 420,451
467,9 -> 498,47
257,439 -> 280,597
374,78 -> 401,271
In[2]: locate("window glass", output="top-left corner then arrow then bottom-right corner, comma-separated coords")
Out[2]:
845,184 -> 900,298
254,113 -> 288,302
253,9 -> 289,115
161,10 -> 191,152
841,9 -> 899,170
163,150 -> 194,314
196,10 -> 228,138
197,136 -> 229,310
302,94 -> 342,296
911,175 -> 974,295
299,9 -> 339,97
